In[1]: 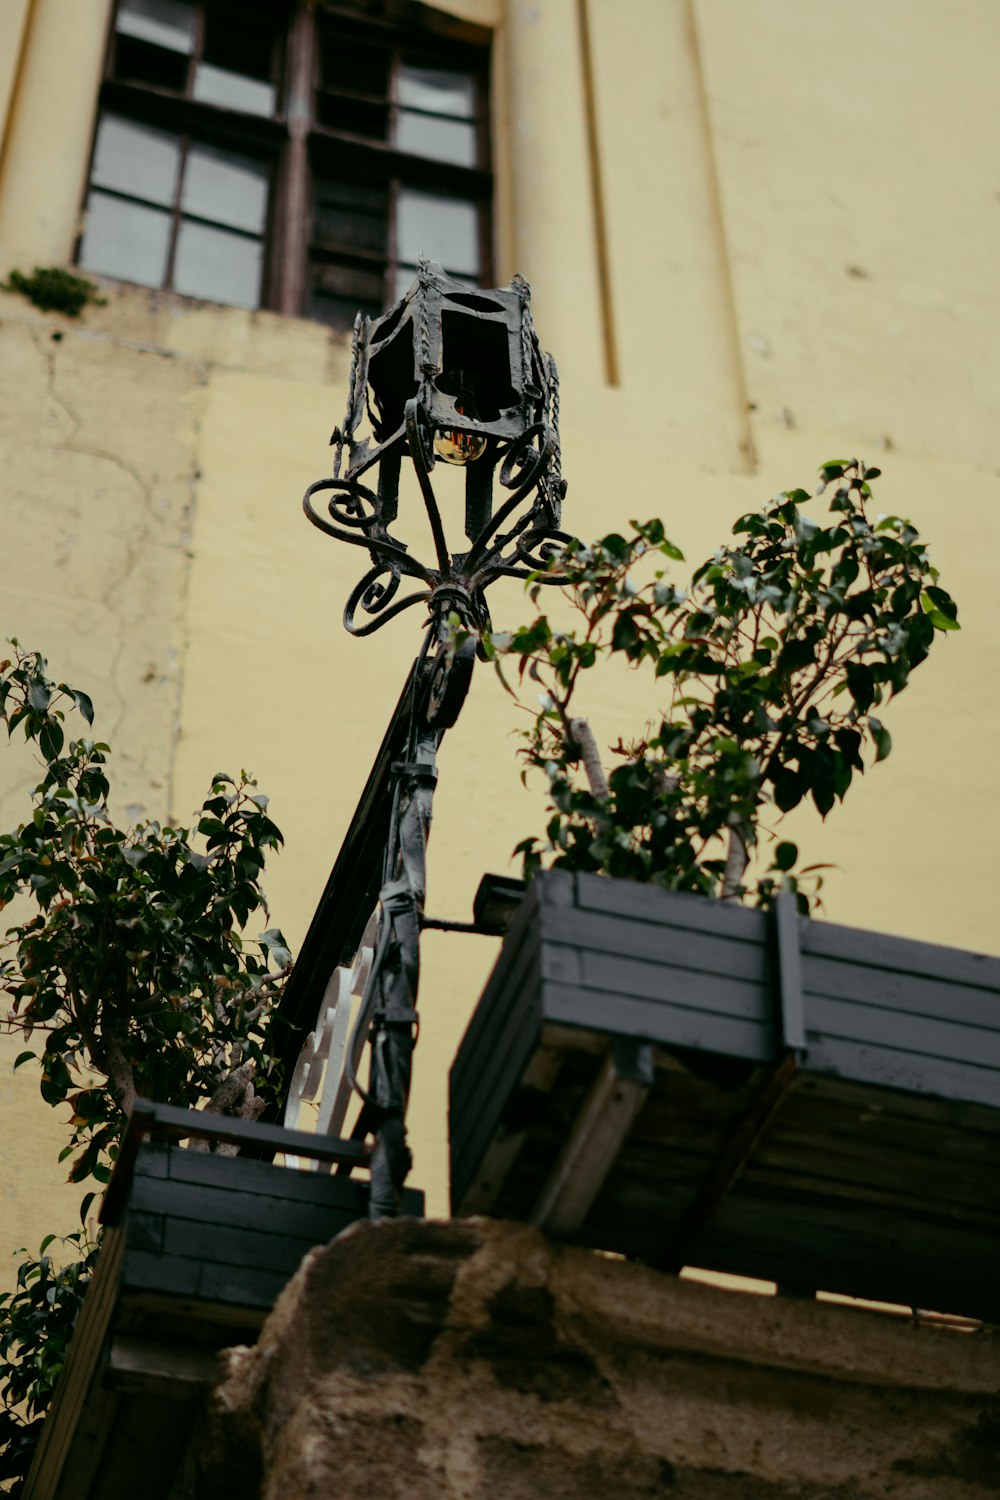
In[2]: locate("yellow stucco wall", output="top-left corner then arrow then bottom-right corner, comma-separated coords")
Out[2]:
0,0 -> 997,1274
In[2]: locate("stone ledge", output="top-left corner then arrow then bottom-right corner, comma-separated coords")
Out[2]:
179,1218 -> 1000,1500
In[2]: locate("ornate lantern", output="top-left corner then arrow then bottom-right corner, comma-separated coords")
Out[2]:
303,259 -> 567,722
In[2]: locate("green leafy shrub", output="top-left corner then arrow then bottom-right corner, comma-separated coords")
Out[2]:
0,643 -> 290,1491
491,461 -> 958,911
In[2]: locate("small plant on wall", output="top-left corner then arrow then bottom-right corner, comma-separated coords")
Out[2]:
488,461 -> 958,912
0,645 -> 290,1492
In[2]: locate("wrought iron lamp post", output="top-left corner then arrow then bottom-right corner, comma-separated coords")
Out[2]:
301,260 -> 568,1216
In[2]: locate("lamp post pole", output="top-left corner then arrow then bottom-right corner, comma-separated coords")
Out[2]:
301,260 -> 568,1216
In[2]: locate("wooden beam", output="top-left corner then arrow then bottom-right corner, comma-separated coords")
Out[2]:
457,1043 -> 564,1216
659,1051 -> 799,1274
109,1338 -> 219,1398
531,1039 -> 653,1238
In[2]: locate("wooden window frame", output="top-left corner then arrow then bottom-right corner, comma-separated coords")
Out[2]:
76,0 -> 494,324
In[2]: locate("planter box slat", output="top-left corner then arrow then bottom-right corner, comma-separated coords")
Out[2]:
807,1033 -> 1000,1109
574,871 -> 767,941
804,955 -> 1000,1031
807,992 -> 1000,1068
539,905 -> 773,985
802,916 -> 1000,991
544,981 -> 775,1060
450,871 -> 1000,1318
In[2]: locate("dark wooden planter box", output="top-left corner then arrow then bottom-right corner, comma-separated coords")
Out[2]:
450,871 -> 1000,1321
27,1135 -> 423,1500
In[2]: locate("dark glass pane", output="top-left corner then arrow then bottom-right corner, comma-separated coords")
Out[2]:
182,143 -> 269,233
198,0 -> 279,115
396,189 -> 480,276
316,92 -> 387,140
318,36 -> 389,100
396,110 -> 477,167
310,289 -> 381,332
313,175 -> 387,254
113,33 -> 189,91
202,0 -> 276,80
78,191 -> 171,287
174,220 -> 263,307
116,0 -> 195,54
397,64 -> 476,119
309,258 -> 384,329
91,113 -> 181,207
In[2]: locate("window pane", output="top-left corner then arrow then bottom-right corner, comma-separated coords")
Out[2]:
116,0 -> 195,54
173,220 -> 263,308
202,0 -> 277,82
182,143 -> 269,233
113,34 -> 188,91
396,190 -> 480,276
396,110 -> 477,167
318,37 -> 389,100
194,64 -> 276,117
91,113 -> 181,207
397,64 -> 476,119
78,191 -> 171,287
313,176 -> 387,253
316,92 -> 388,139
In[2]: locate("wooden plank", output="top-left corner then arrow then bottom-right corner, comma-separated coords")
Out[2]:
109,1337 -> 219,1397
659,1053 -> 800,1273
453,1041 -> 564,1215
569,870 -> 768,942
449,927 -> 541,1126
122,1249 -> 289,1312
807,993 -> 1000,1070
162,1144 -> 369,1204
161,1215 -> 347,1273
531,1039 -> 654,1237
737,1157 -> 1000,1231
700,1189 -> 1000,1321
798,1070 -> 1000,1135
802,915 -> 1000,993
803,953 -> 1000,1031
129,1175 -> 367,1239
807,1032 -> 1000,1109
568,946 -> 771,1019
23,1226 -> 126,1500
542,980 -> 774,1061
450,1005 -> 544,1211
91,1392 -> 200,1500
537,905 -> 772,987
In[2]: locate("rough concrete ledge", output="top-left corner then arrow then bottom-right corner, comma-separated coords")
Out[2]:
179,1218 -> 1000,1500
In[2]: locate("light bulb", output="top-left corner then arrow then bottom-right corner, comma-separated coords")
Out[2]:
433,397 -> 486,466
433,428 -> 487,466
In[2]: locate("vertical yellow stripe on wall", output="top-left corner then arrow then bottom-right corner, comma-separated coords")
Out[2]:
583,0 -> 753,468
0,0 -> 112,272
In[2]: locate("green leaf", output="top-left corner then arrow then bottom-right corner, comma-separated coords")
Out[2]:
259,927 -> 292,969
869,719 -> 892,762
61,686 -> 95,725
13,1051 -> 35,1070
772,841 -> 798,872
921,592 -> 960,630
845,661 -> 875,712
27,679 -> 51,713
